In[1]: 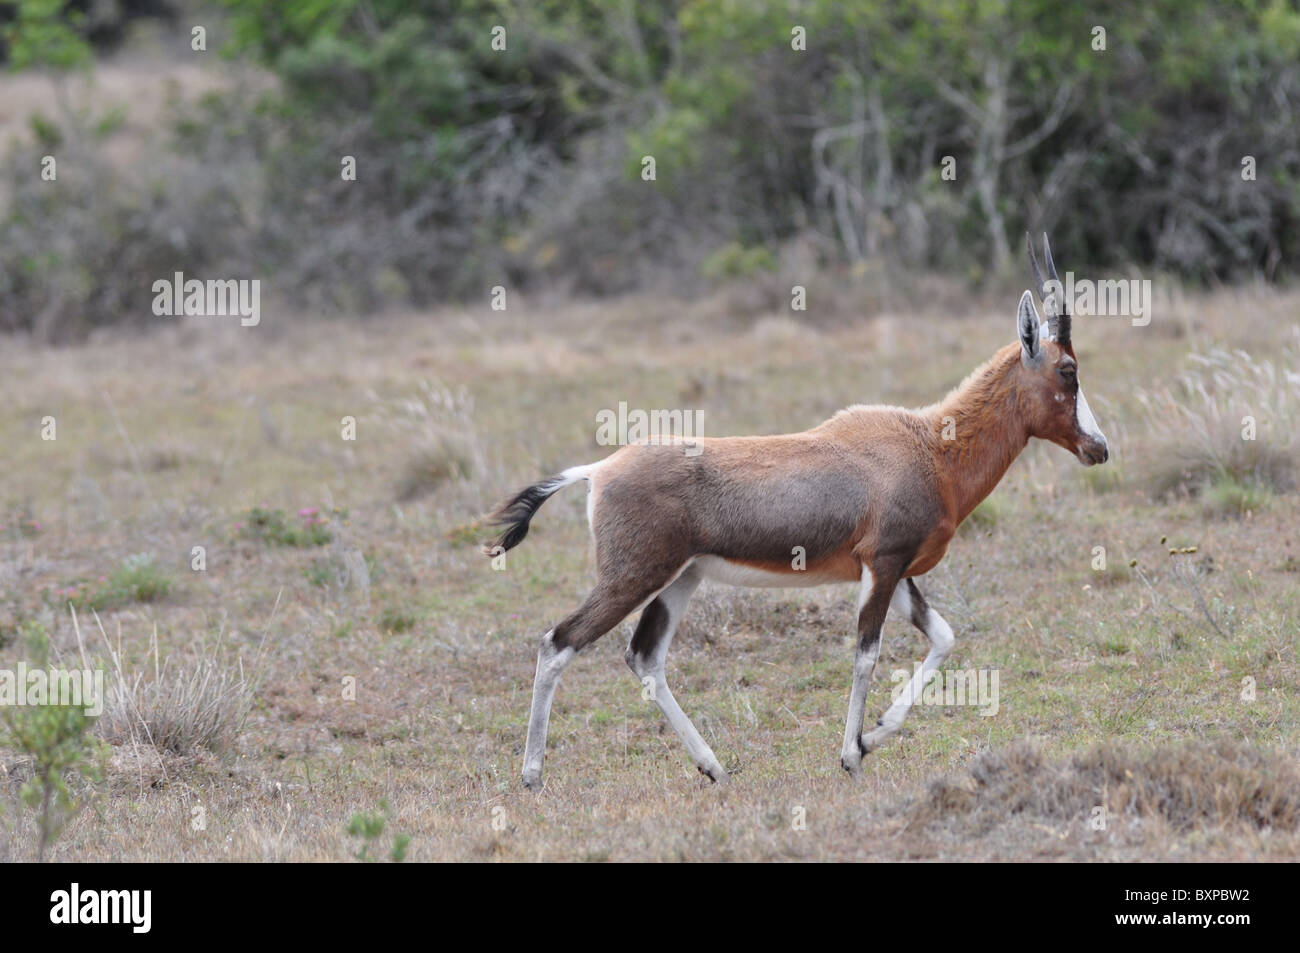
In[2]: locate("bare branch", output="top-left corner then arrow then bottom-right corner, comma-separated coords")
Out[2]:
934,77 -> 987,122
1004,80 -> 1075,160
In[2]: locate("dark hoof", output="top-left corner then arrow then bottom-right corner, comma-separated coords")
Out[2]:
697,764 -> 731,784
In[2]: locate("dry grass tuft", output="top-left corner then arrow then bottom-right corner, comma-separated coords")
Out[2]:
80,612 -> 260,757
917,739 -> 1300,833
376,380 -> 489,501
1134,342 -> 1300,500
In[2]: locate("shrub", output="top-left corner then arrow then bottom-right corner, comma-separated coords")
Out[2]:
0,622 -> 106,860
701,242 -> 778,281
346,799 -> 410,862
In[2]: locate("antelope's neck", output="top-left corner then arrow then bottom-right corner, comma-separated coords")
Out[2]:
927,346 -> 1030,525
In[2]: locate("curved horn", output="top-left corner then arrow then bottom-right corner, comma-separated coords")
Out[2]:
1041,233 -> 1070,349
1026,231 -> 1048,300
1025,231 -> 1070,348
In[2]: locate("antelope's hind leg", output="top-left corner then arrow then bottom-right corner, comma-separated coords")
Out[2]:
623,565 -> 729,783
522,571 -> 679,790
521,629 -> 575,790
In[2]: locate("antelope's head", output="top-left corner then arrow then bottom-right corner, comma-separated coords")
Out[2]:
1015,233 -> 1110,466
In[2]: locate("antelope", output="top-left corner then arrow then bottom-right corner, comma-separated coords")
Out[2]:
485,234 -> 1109,789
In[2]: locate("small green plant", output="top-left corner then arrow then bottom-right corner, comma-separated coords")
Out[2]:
346,800 -> 410,862
303,558 -> 334,588
237,506 -> 336,546
959,496 -> 1002,535
1098,636 -> 1130,656
1203,475 -> 1270,518
108,554 -> 171,603
49,554 -> 172,612
6,705 -> 106,861
1,623 -> 106,861
376,605 -> 416,634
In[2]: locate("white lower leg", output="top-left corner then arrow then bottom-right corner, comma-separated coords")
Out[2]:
522,630 -> 574,788
627,568 -> 728,781
840,565 -> 878,775
839,638 -> 881,775
643,674 -> 728,781
862,606 -> 954,751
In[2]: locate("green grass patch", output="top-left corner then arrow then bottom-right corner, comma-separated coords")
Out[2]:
47,554 -> 172,612
959,495 -> 1003,535
1203,475 -> 1270,518
376,605 -> 417,634
237,505 -> 336,546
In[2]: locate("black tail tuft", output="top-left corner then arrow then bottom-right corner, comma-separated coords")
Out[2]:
481,477 -> 563,556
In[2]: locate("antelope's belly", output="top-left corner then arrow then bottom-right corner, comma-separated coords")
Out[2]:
694,554 -> 859,589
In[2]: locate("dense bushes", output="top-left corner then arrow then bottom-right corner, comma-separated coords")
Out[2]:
2,0 -> 1299,339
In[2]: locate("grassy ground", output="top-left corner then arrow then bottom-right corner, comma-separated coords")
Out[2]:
0,283 -> 1297,861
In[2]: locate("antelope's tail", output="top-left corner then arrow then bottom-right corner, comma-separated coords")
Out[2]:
480,465 -> 594,555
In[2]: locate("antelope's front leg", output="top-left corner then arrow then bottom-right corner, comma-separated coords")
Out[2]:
861,579 -> 955,753
840,565 -> 895,778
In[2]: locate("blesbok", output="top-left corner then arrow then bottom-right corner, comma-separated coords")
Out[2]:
485,234 -> 1109,788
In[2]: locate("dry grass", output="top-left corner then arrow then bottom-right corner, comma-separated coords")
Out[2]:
89,612 -> 260,757
376,381 -> 489,502
1134,337 -> 1300,501
917,739 -> 1300,834
0,283 -> 1298,861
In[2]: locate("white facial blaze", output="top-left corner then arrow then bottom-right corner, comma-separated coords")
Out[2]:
1076,386 -> 1106,443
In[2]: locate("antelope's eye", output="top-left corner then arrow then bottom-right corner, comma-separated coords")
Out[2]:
1059,365 -> 1076,380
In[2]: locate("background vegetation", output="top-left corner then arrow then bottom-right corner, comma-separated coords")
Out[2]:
3,0 -> 1300,340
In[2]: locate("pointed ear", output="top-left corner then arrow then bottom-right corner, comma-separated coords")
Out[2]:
1018,290 -> 1043,366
